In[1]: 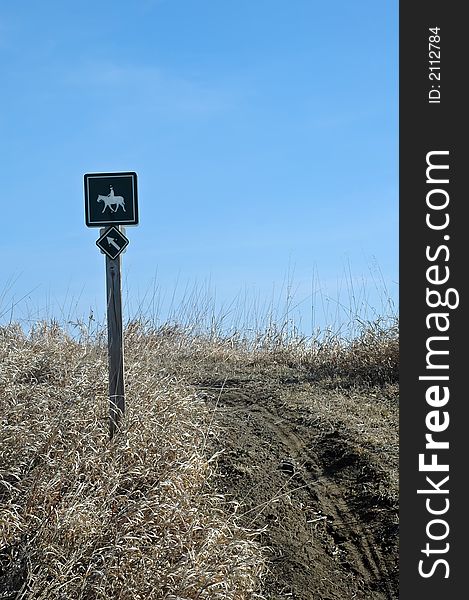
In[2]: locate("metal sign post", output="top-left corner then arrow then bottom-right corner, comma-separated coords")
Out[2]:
84,172 -> 139,439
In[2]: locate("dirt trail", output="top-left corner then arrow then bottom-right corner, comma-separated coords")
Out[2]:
197,376 -> 398,600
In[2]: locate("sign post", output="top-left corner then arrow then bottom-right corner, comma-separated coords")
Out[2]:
106,245 -> 125,438
84,172 -> 139,438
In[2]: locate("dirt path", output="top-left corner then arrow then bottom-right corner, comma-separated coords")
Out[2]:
197,375 -> 398,600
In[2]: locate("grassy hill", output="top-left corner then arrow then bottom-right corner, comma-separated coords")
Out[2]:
0,318 -> 398,599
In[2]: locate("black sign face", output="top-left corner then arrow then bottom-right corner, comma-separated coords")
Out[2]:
84,172 -> 138,227
96,226 -> 129,260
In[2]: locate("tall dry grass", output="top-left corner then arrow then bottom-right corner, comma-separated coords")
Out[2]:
0,322 -> 266,600
1,303 -> 398,599
131,315 -> 399,390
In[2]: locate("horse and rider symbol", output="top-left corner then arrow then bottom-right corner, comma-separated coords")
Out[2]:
97,185 -> 126,213
84,171 -> 138,227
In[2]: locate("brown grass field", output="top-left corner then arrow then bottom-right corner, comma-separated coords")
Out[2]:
0,316 -> 398,599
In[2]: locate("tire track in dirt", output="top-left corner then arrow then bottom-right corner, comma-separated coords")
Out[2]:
240,403 -> 391,590
201,382 -> 398,599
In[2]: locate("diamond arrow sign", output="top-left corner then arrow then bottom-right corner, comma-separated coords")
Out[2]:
96,226 -> 129,260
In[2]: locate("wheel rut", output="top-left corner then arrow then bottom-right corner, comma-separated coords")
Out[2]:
200,381 -> 398,600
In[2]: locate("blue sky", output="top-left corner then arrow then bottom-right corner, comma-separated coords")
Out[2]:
0,0 -> 398,335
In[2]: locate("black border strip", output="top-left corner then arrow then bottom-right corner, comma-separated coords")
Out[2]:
400,2 -> 466,597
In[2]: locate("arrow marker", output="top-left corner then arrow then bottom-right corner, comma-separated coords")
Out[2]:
107,236 -> 120,251
96,226 -> 129,259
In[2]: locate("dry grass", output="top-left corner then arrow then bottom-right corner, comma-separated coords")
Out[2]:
133,316 -> 399,390
0,322 -> 266,600
0,313 -> 398,599
305,318 -> 399,388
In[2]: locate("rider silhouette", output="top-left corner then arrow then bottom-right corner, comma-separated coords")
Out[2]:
107,185 -> 115,198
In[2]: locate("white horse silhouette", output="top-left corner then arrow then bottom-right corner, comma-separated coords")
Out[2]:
97,194 -> 126,213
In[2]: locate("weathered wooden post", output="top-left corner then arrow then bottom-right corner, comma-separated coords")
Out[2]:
106,245 -> 125,437
84,172 -> 139,438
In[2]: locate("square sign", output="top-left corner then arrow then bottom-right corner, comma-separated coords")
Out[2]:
84,172 -> 138,227
96,226 -> 129,260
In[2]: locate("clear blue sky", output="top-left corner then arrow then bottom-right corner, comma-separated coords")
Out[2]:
0,0 -> 398,335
